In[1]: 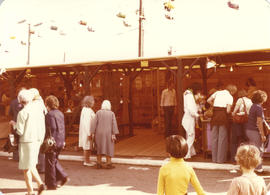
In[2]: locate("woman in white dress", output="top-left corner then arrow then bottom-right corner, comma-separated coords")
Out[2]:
79,95 -> 95,166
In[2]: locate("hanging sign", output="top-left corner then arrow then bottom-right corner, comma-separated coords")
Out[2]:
140,61 -> 148,67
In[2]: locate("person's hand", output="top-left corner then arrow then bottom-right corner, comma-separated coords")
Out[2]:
9,120 -> 15,126
261,135 -> 266,142
112,135 -> 116,142
9,120 -> 16,132
90,133 -> 95,140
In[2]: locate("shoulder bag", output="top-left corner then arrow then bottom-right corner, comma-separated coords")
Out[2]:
232,98 -> 248,124
40,125 -> 56,153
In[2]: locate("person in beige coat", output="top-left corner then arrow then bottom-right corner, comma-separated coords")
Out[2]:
10,89 -> 46,195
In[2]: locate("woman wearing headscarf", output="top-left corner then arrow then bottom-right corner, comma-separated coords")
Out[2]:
10,89 -> 46,195
79,95 -> 96,166
91,100 -> 119,169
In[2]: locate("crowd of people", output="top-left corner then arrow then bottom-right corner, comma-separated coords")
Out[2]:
6,86 -> 119,194
158,77 -> 270,194
161,77 -> 270,171
4,76 -> 270,194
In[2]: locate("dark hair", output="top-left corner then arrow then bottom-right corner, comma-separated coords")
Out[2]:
246,78 -> 256,87
251,91 -> 264,104
45,95 -> 59,110
166,135 -> 188,158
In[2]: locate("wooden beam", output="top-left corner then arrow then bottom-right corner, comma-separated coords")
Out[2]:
176,59 -> 184,136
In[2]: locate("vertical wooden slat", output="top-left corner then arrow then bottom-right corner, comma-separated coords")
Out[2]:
157,68 -> 161,133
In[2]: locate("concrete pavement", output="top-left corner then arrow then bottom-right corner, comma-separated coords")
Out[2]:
2,151 -> 270,172
0,156 -> 242,195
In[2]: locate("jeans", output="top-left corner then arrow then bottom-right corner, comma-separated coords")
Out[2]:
211,125 -> 228,163
45,148 -> 67,188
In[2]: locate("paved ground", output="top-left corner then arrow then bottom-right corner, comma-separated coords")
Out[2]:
1,156 -> 270,195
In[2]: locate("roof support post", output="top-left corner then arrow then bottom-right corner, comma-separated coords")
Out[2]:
200,58 -> 208,96
176,59 -> 184,136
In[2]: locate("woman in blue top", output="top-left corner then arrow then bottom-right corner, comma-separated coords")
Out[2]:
246,90 -> 268,173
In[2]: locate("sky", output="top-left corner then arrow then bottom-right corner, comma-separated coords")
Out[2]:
0,0 -> 270,68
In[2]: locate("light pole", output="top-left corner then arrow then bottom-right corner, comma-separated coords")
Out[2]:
27,24 -> 31,65
138,0 -> 144,57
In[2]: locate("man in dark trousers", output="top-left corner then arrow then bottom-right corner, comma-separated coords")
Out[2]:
160,80 -> 177,137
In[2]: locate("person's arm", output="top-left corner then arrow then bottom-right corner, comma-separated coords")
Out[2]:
111,112 -> 119,142
226,94 -> 234,114
160,90 -> 165,107
15,110 -> 27,136
226,104 -> 232,114
90,114 -> 98,138
232,99 -> 241,116
257,117 -> 266,142
207,93 -> 215,106
186,93 -> 199,118
256,106 -> 266,142
190,168 -> 206,195
157,167 -> 165,195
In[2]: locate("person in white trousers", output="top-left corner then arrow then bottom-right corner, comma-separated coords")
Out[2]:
182,83 -> 202,159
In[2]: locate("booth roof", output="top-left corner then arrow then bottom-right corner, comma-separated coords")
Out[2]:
2,47 -> 270,72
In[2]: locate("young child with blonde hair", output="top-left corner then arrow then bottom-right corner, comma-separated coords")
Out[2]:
227,144 -> 267,195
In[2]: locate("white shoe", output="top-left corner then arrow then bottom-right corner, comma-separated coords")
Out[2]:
230,169 -> 237,173
83,162 -> 96,167
255,168 -> 264,173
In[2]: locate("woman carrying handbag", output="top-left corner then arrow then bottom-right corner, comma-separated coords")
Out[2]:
231,89 -> 252,162
44,95 -> 69,190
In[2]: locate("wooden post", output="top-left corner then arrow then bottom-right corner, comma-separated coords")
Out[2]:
157,68 -> 161,133
200,59 -> 208,95
151,68 -> 154,126
128,75 -> 134,136
176,59 -> 184,136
